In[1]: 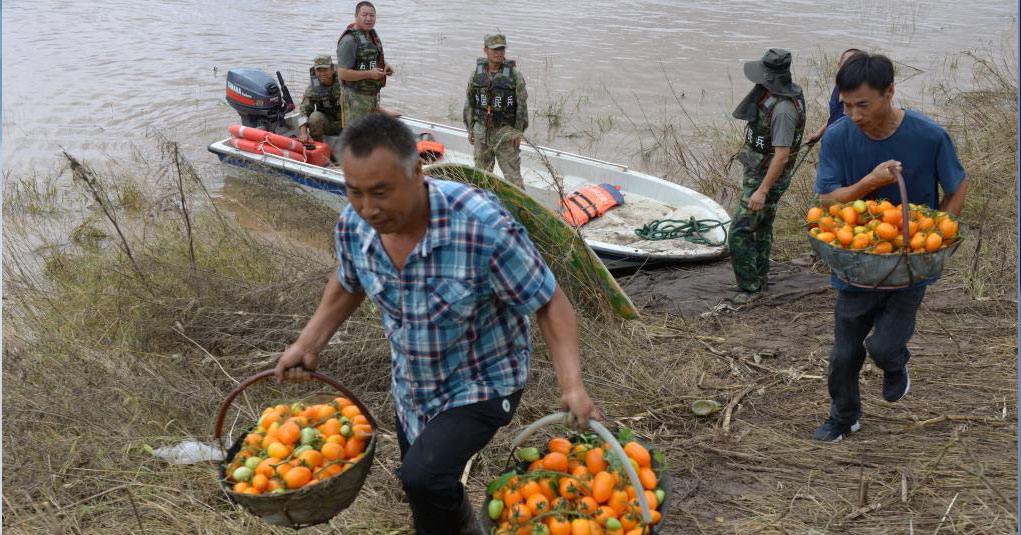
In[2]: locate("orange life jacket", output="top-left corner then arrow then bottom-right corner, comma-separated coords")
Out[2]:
417,140 -> 445,162
560,184 -> 625,227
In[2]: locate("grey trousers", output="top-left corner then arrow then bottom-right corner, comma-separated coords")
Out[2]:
827,286 -> 927,424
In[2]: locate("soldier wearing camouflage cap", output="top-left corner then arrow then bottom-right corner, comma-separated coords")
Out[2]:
298,54 -> 343,143
463,33 -> 529,189
728,48 -> 807,304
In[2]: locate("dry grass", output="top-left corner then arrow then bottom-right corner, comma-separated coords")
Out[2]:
2,48 -> 1017,534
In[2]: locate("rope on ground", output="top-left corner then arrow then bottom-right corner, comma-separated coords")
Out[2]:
634,217 -> 730,246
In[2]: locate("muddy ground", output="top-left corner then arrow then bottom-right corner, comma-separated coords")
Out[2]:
601,262 -> 1019,534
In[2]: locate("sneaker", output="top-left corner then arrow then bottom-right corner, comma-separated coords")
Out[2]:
882,366 -> 910,402
731,291 -> 762,305
812,418 -> 862,442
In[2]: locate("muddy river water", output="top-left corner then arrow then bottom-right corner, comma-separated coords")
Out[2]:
2,0 -> 1017,181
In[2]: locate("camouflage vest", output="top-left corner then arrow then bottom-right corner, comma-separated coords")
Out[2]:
305,69 -> 342,119
738,91 -> 807,174
468,59 -> 518,129
338,26 -> 385,95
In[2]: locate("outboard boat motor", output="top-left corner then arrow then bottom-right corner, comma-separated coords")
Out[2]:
225,68 -> 295,133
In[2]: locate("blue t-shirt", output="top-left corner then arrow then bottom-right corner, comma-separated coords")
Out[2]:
826,85 -> 844,127
814,109 -> 966,290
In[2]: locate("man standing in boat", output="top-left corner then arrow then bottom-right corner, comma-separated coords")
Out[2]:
297,54 -> 343,143
274,114 -> 599,533
728,48 -> 807,304
336,1 -> 392,128
463,33 -> 528,189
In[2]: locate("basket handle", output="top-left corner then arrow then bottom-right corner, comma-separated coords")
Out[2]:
508,412 -> 652,525
213,369 -> 377,447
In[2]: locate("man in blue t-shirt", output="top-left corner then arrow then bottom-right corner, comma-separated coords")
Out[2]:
811,53 -> 968,442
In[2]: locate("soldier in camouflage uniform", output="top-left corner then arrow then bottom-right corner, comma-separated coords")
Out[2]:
336,1 -> 392,128
298,54 -> 343,142
728,48 -> 807,304
463,33 -> 528,189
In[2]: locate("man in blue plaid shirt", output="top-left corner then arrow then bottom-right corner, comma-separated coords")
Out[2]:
275,113 -> 600,534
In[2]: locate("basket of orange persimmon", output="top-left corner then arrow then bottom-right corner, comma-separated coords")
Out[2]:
214,370 -> 376,528
805,193 -> 964,289
482,412 -> 670,535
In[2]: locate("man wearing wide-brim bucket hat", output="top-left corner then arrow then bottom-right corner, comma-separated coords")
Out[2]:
728,48 -> 808,305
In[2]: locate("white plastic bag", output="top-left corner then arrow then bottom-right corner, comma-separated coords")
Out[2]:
151,440 -> 226,464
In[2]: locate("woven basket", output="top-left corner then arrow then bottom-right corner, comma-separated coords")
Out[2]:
480,413 -> 672,534
810,170 -> 964,289
214,370 -> 376,529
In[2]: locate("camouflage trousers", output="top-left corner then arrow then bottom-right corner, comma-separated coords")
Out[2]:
307,111 -> 343,141
472,124 -> 524,189
341,88 -> 380,128
728,171 -> 791,293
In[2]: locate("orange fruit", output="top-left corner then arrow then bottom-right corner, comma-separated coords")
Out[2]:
344,438 -> 366,458
806,206 -> 824,223
620,443 -> 653,467
828,203 -> 842,217
608,489 -> 630,515
638,467 -> 657,490
323,418 -> 342,437
543,452 -> 569,472
592,471 -> 614,503
508,503 -> 531,525
875,222 -> 898,241
549,517 -> 572,535
251,473 -> 269,491
559,477 -> 582,500
321,442 -> 342,461
578,496 -> 599,515
841,206 -> 859,225
594,505 -> 616,525
520,480 -> 541,499
910,233 -> 926,250
548,437 -> 572,455
919,216 -> 935,232
571,518 -> 591,535
850,234 -> 870,249
504,487 -> 524,507
283,466 -> 312,489
873,241 -> 894,254
643,489 -> 659,510
340,405 -> 361,419
925,233 -> 943,251
276,422 -> 301,445
836,227 -> 854,246
526,493 -> 550,515
882,209 -> 903,226
266,442 -> 290,460
538,478 -> 557,501
816,231 -> 836,243
939,218 -> 958,239
298,450 -> 323,468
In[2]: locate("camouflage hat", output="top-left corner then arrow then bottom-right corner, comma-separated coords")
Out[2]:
313,54 -> 333,69
743,48 -> 800,97
484,33 -> 507,49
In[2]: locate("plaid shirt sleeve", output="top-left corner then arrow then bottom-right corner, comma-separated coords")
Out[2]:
487,219 -> 556,316
334,211 -> 363,294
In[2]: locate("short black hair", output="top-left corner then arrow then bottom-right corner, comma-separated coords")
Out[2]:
339,113 -> 417,173
355,1 -> 375,14
836,52 -> 895,93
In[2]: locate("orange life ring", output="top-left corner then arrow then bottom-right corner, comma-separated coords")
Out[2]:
229,124 -> 307,152
229,136 -> 331,167
560,184 -> 625,227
